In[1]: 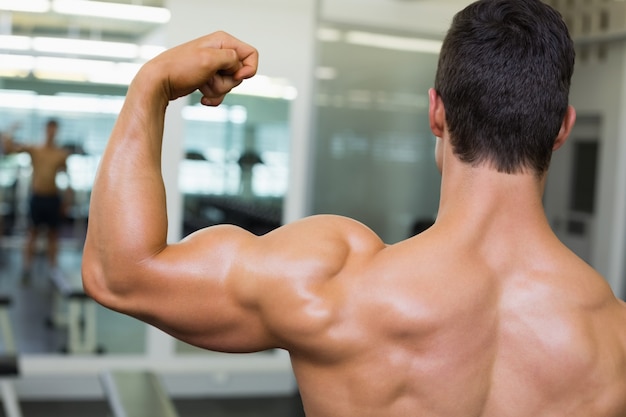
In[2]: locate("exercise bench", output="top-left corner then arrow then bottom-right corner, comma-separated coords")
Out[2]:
100,370 -> 180,417
48,267 -> 103,354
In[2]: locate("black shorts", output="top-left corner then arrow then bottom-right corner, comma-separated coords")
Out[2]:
29,194 -> 62,229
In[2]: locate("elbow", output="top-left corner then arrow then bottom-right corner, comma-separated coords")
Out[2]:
81,252 -> 116,310
81,245 -> 132,312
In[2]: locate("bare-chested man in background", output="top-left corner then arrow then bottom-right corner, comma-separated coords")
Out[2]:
82,0 -> 626,415
4,119 -> 69,276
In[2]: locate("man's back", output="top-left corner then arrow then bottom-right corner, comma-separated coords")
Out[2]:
287,220 -> 626,417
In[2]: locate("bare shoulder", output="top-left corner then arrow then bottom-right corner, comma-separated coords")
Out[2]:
230,214 -> 386,346
232,214 -> 386,297
264,214 -> 386,256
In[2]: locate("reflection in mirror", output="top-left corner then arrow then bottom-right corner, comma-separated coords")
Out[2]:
312,24 -> 442,243
176,93 -> 291,355
0,90 -> 145,355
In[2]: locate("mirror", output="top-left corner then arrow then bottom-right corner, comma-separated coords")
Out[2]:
0,89 -> 146,355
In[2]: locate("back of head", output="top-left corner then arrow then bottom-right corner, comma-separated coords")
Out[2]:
434,0 -> 575,175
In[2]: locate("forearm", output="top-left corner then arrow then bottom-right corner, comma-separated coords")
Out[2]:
84,66 -> 170,290
82,31 -> 258,300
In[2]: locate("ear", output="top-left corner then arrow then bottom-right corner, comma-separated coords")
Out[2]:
429,88 -> 446,138
553,105 -> 576,151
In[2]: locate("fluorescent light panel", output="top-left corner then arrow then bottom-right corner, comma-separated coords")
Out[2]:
345,31 -> 442,54
317,27 -> 342,42
1,34 -> 165,60
0,0 -> 50,13
0,90 -> 125,113
0,53 -> 140,84
231,75 -> 298,101
0,54 -> 34,74
0,35 -> 32,51
33,37 -> 139,59
318,29 -> 443,54
182,105 -> 248,124
0,0 -> 170,24
52,0 -> 171,24
0,52 -> 291,97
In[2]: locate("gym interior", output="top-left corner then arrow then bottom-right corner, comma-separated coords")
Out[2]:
0,0 -> 625,415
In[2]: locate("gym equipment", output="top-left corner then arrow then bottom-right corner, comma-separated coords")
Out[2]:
100,370 -> 180,417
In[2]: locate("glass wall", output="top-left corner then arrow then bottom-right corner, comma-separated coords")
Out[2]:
311,25 -> 442,243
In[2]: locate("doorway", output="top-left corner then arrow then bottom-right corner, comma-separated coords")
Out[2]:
544,115 -> 601,264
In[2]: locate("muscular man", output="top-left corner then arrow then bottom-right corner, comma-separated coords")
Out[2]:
4,119 -> 69,275
82,1 -> 626,416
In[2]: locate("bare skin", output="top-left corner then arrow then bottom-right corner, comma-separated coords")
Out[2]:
4,122 -> 69,267
82,32 -> 626,417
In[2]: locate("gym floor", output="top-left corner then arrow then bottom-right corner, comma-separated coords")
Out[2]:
0,395 -> 306,417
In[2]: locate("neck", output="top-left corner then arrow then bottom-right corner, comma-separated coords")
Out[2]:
436,150 -> 550,240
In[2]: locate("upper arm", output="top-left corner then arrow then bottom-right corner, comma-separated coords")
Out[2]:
83,215 -> 385,353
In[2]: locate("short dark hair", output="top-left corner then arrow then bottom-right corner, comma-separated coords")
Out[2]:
434,0 -> 575,175
46,118 -> 59,128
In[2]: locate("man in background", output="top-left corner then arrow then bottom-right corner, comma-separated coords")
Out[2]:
3,119 -> 70,279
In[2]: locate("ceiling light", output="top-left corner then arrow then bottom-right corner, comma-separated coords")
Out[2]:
88,62 -> 141,85
315,66 -> 338,80
232,75 -> 298,100
0,54 -> 33,77
52,0 -> 171,24
0,54 -> 35,70
183,106 -> 231,123
0,0 -> 50,13
2,34 -> 164,61
0,35 -> 32,51
345,31 -> 442,54
33,56 -> 114,82
0,89 -> 37,109
36,93 -> 124,113
317,27 -> 342,42
0,90 -> 125,114
33,36 -> 138,59
31,57 -> 143,86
